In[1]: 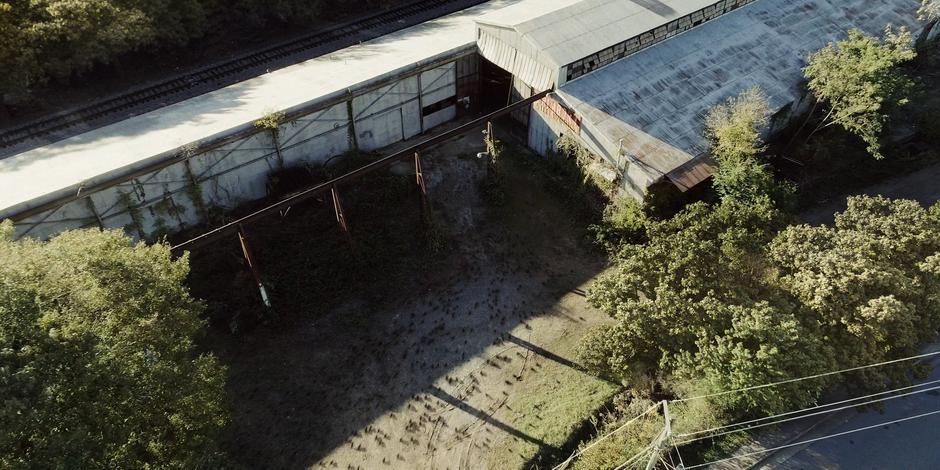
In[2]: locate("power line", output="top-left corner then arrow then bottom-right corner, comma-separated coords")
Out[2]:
671,438 -> 687,469
675,377 -> 940,439
683,408 -> 940,469
613,443 -> 655,470
551,402 -> 661,470
671,349 -> 940,404
675,382 -> 940,445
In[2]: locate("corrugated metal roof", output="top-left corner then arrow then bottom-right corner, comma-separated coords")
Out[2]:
666,155 -> 715,192
475,0 -> 718,69
554,0 -> 920,191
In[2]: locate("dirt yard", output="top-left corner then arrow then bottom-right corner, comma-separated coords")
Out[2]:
201,128 -> 619,469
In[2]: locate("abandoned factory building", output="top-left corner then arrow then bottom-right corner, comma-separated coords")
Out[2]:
0,0 -> 923,240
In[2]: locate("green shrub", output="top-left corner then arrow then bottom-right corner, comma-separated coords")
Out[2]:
589,197 -> 648,252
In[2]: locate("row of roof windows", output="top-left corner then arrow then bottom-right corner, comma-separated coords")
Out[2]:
564,0 -> 757,82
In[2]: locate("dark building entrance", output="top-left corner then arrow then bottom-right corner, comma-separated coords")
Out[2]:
480,56 -> 513,114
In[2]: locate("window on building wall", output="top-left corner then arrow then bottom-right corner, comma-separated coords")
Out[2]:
422,96 -> 457,116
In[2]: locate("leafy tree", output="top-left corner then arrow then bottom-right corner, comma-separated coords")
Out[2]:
581,196 -> 940,418
26,0 -> 155,80
233,0 -> 323,27
921,0 -> 939,22
580,198 -> 819,413
704,87 -> 792,206
0,2 -> 40,103
804,27 -> 916,159
589,196 -> 648,251
769,196 -> 940,384
127,0 -> 209,48
0,222 -> 227,469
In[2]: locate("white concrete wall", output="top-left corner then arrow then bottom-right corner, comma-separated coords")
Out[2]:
528,101 -> 570,156
12,58 -> 468,241
421,62 -> 458,131
12,198 -> 97,241
279,102 -> 352,166
421,63 -> 457,106
353,78 -> 422,151
527,96 -> 656,201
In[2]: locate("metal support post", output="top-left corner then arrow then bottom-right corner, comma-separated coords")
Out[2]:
331,185 -> 352,243
645,400 -> 672,470
415,152 -> 429,217
237,226 -> 272,309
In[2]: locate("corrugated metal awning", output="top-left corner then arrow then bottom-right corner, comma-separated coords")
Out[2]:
665,154 -> 715,192
477,30 -> 555,91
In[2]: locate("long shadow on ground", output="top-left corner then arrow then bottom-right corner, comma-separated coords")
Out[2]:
191,133 -> 608,469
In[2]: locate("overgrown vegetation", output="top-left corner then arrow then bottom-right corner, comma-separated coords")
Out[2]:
705,87 -> 793,208
566,15 -> 940,467
565,395 -> 661,470
0,0 -> 406,109
921,0 -> 940,23
803,26 -> 917,159
776,23 -> 940,208
0,221 -> 227,469
480,126 -> 507,205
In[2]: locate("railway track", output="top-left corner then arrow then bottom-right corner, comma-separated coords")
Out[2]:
0,0 -> 486,153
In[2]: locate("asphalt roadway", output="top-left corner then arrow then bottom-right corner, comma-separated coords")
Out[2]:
761,362 -> 940,470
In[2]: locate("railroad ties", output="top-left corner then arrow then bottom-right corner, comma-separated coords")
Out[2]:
0,0 -> 486,151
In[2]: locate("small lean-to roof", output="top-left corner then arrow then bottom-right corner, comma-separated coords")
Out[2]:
475,0 -> 719,70
556,0 -> 920,185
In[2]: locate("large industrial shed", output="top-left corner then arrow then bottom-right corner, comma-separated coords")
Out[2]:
0,1 -> 517,240
0,0 -> 926,241
480,0 -> 922,199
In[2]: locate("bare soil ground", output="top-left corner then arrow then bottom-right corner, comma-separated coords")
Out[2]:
198,129 -> 618,469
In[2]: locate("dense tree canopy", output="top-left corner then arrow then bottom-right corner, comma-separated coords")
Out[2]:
0,0 -> 337,100
580,196 -> 940,417
0,222 -> 227,469
804,27 -> 916,159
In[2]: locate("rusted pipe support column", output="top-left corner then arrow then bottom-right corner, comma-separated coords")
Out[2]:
331,185 -> 352,243
237,226 -> 272,308
414,152 -> 430,218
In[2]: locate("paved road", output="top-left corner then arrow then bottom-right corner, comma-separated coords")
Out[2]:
800,161 -> 940,225
761,361 -> 940,470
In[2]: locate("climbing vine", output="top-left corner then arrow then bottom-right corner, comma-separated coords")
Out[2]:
256,110 -> 287,168
117,190 -> 146,239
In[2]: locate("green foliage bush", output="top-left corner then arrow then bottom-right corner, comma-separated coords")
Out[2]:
804,27 -> 917,159
0,0 -> 403,100
705,87 -> 795,209
588,197 -> 648,252
0,222 -> 227,469
580,195 -> 940,425
569,395 -> 662,470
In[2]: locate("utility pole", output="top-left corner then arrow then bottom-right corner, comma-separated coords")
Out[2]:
645,400 -> 672,470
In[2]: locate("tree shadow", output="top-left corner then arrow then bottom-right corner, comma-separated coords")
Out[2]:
203,130 -> 608,469
429,386 -> 547,447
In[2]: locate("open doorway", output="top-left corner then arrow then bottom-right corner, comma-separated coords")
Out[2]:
480,56 -> 512,114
